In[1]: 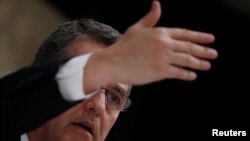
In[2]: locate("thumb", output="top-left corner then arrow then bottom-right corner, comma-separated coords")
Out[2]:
135,1 -> 161,28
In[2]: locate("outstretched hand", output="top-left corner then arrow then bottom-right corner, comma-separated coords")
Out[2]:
85,1 -> 218,92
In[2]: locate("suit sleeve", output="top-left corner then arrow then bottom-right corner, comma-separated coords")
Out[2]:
0,54 -> 92,139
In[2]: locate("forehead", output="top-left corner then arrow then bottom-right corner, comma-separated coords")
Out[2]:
69,38 -> 107,56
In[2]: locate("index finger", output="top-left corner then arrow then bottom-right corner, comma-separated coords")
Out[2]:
168,28 -> 215,44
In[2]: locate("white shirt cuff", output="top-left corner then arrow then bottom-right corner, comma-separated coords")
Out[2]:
21,133 -> 29,141
55,53 -> 94,102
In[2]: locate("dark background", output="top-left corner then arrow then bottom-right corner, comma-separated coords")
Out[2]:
45,0 -> 249,140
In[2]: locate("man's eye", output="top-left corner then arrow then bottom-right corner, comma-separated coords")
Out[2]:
106,92 -> 121,106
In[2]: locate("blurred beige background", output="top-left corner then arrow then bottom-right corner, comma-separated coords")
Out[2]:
0,0 -> 65,77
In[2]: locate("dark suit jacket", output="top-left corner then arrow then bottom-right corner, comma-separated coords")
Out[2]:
0,59 -> 81,140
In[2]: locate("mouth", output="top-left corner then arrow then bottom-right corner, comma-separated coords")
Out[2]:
72,122 -> 93,135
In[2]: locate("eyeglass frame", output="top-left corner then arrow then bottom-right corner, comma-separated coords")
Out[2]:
88,85 -> 132,112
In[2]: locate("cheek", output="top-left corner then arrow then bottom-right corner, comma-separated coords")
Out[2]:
44,104 -> 83,140
44,116 -> 73,141
106,113 -> 119,127
110,113 -> 119,125
100,113 -> 119,139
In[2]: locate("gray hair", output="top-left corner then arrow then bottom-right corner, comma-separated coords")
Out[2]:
32,18 -> 121,65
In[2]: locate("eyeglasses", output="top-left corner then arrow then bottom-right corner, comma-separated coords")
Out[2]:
91,86 -> 131,112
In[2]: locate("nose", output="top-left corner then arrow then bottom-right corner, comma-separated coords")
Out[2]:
84,92 -> 106,116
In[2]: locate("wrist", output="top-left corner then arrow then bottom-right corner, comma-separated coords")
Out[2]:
83,49 -> 117,93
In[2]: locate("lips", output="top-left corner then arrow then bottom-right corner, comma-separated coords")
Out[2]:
72,121 -> 93,135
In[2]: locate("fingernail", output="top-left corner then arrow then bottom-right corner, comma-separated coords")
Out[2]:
208,34 -> 215,41
190,72 -> 197,80
209,49 -> 218,59
201,61 -> 211,70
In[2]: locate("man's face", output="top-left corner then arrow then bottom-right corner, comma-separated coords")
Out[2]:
29,39 -> 129,141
